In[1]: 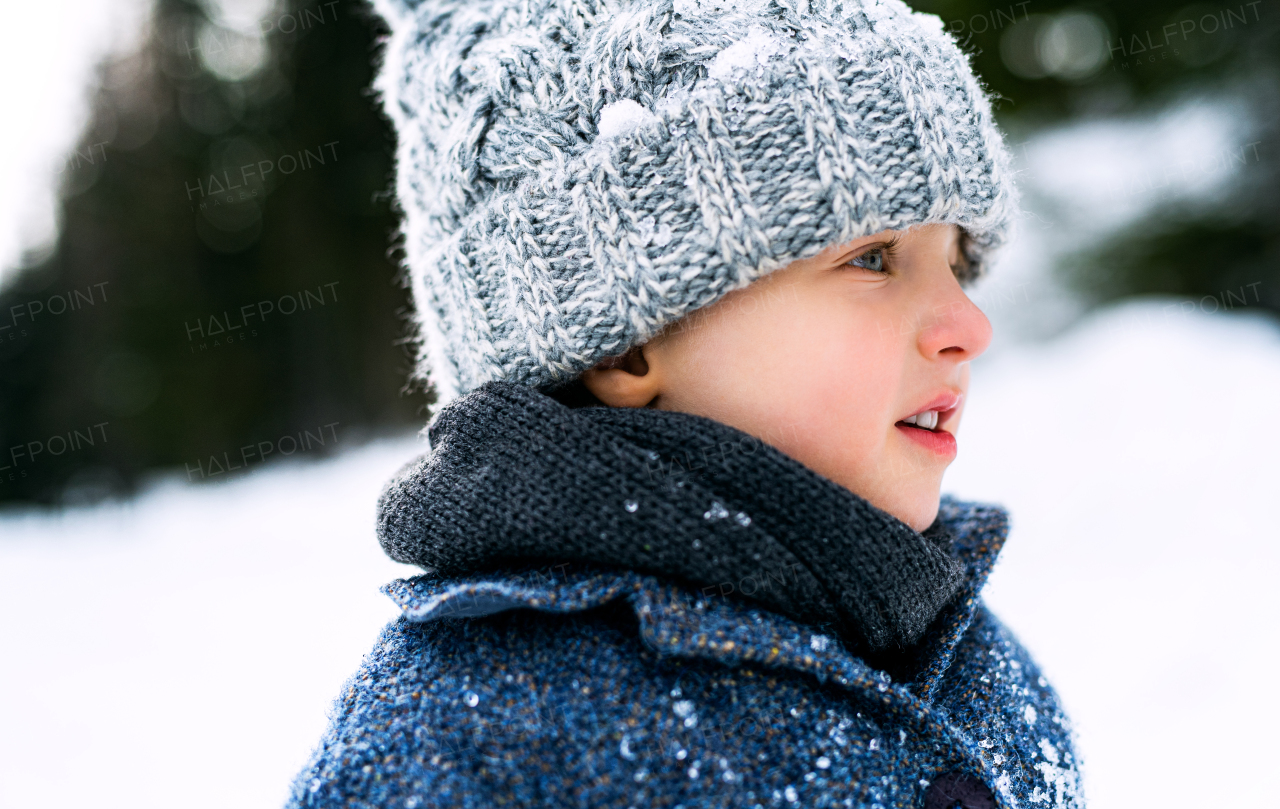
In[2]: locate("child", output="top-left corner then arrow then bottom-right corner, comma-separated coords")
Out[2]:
286,0 -> 1085,806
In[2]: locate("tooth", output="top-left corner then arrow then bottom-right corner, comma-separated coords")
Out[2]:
903,414 -> 918,425
925,411 -> 938,430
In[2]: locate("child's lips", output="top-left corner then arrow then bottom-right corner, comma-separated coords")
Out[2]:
934,402 -> 961,434
894,419 -> 958,458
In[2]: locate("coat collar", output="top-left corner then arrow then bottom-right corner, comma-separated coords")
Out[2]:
383,495 -> 1009,709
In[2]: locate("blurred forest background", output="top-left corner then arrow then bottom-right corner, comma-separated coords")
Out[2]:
0,0 -> 1275,505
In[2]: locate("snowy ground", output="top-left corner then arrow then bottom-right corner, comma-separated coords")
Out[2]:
1,299 -> 1277,809
0,442 -> 424,809
949,301 -> 1280,809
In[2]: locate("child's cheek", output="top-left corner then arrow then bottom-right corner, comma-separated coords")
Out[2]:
789,312 -> 902,463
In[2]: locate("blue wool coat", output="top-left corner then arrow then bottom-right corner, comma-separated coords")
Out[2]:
286,498 -> 1084,808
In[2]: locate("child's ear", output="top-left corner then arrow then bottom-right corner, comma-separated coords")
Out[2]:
580,345 -> 661,408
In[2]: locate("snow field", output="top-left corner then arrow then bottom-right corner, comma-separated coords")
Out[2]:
0,299 -> 1276,809
948,300 -> 1280,809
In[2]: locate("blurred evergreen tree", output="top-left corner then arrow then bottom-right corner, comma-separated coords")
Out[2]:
0,0 -> 429,505
1,0 -> 1276,504
913,0 -> 1274,118
913,0 -> 1279,316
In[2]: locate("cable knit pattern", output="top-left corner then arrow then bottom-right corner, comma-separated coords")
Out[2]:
369,0 -> 1019,401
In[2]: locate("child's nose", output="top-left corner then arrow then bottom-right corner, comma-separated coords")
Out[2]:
915,282 -> 993,363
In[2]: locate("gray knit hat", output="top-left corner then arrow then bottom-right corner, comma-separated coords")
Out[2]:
371,0 -> 1018,403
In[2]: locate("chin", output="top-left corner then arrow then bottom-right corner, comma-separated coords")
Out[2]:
888,490 -> 942,533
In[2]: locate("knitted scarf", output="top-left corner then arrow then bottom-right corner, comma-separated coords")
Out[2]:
377,382 -> 967,654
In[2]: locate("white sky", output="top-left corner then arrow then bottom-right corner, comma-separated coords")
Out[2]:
0,0 -> 148,287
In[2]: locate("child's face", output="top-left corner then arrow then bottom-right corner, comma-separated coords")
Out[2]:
582,223 -> 991,531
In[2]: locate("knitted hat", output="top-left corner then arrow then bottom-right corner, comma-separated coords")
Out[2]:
371,0 -> 1018,403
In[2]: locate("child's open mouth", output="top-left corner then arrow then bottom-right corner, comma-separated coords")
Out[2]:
898,410 -> 942,430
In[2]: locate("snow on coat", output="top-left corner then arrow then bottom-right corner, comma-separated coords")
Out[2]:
285,498 -> 1084,808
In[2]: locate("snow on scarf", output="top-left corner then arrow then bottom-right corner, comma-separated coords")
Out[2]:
376,382 -> 967,654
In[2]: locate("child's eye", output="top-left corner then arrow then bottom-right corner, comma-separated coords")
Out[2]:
845,248 -> 886,273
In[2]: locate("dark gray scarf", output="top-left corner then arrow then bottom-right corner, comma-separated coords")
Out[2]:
377,381 -> 967,654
